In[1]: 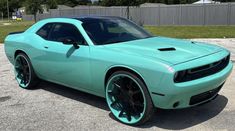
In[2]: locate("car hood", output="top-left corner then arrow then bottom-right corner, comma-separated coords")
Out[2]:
103,37 -> 223,65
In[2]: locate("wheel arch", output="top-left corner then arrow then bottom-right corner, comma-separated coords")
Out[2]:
14,50 -> 28,58
104,66 -> 148,88
14,49 -> 35,73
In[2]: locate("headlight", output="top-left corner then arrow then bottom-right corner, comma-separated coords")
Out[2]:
174,70 -> 186,83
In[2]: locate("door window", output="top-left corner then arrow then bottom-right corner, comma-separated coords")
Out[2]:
36,23 -> 53,40
48,23 -> 86,45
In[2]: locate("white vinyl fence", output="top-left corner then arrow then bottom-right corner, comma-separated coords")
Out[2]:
23,3 -> 235,25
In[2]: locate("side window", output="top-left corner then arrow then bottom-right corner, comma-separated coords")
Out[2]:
106,22 -> 125,34
36,23 -> 53,39
48,23 -> 86,45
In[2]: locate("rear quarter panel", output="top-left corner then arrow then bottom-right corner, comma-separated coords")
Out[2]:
4,33 -> 26,64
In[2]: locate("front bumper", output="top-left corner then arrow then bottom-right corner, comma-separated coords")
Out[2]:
150,51 -> 233,109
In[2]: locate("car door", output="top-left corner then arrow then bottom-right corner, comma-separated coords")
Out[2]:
37,22 -> 91,90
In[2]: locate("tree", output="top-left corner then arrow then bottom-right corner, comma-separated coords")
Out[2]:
25,0 -> 43,22
93,0 -> 102,5
101,0 -> 144,19
78,0 -> 92,5
9,0 -> 24,12
0,0 -> 25,18
56,0 -> 79,7
0,0 -> 7,17
46,0 -> 58,10
121,0 -> 144,19
101,0 -> 117,6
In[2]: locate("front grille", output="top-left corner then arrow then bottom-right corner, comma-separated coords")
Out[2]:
189,84 -> 223,105
174,54 -> 230,83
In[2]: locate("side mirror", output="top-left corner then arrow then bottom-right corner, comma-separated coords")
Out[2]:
62,38 -> 79,49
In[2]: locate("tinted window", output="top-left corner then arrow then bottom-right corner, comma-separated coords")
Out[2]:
49,23 -> 85,45
81,18 -> 152,45
36,23 -> 53,39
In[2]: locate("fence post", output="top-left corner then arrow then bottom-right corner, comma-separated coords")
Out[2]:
88,6 -> 90,16
49,9 -> 52,18
158,5 -> 160,26
227,3 -> 231,25
179,4 -> 182,25
203,4 -> 206,26
73,8 -> 75,17
139,7 -> 142,25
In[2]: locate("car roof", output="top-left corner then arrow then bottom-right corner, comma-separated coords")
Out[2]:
26,16 -> 125,33
73,16 -> 124,22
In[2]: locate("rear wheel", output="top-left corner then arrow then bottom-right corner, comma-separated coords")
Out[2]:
14,53 -> 39,89
105,71 -> 154,125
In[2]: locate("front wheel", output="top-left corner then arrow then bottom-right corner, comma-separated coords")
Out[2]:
14,53 -> 39,89
105,71 -> 154,125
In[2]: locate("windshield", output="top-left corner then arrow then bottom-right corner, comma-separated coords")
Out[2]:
81,17 -> 153,45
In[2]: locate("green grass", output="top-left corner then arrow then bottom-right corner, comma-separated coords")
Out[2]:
145,26 -> 235,39
0,21 -> 34,43
0,21 -> 235,43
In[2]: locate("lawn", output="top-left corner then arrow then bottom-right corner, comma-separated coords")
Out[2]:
0,21 -> 34,43
1,21 -> 235,43
145,26 -> 235,39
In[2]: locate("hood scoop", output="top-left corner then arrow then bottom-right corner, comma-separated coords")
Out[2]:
158,47 -> 176,51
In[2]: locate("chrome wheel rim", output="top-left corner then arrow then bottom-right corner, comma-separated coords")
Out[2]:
14,55 -> 31,88
106,74 -> 146,124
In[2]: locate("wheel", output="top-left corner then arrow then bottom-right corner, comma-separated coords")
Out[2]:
14,53 -> 39,89
105,71 -> 154,125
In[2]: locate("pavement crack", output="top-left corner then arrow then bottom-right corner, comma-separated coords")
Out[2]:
0,96 -> 11,102
1,69 -> 9,72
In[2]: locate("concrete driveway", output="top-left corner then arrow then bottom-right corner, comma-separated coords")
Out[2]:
192,39 -> 235,62
0,39 -> 234,130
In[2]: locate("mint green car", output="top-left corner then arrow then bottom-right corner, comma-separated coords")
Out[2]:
4,16 -> 233,125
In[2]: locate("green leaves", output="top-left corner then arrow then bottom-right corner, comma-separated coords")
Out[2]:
101,0 -> 145,6
46,0 -> 58,10
24,0 -> 43,21
55,0 -> 91,7
0,0 -> 25,17
25,0 -> 43,14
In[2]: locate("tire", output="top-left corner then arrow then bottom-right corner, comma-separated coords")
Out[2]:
14,53 -> 39,89
105,71 -> 154,126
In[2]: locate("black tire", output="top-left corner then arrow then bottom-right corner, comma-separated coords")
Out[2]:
14,53 -> 39,89
106,71 -> 154,126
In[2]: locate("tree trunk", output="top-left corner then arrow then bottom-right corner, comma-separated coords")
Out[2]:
34,13 -> 37,22
127,6 -> 130,19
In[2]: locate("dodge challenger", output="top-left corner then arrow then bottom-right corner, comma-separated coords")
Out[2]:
4,16 -> 233,125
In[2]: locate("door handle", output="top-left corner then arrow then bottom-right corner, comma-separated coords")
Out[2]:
44,46 -> 48,49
